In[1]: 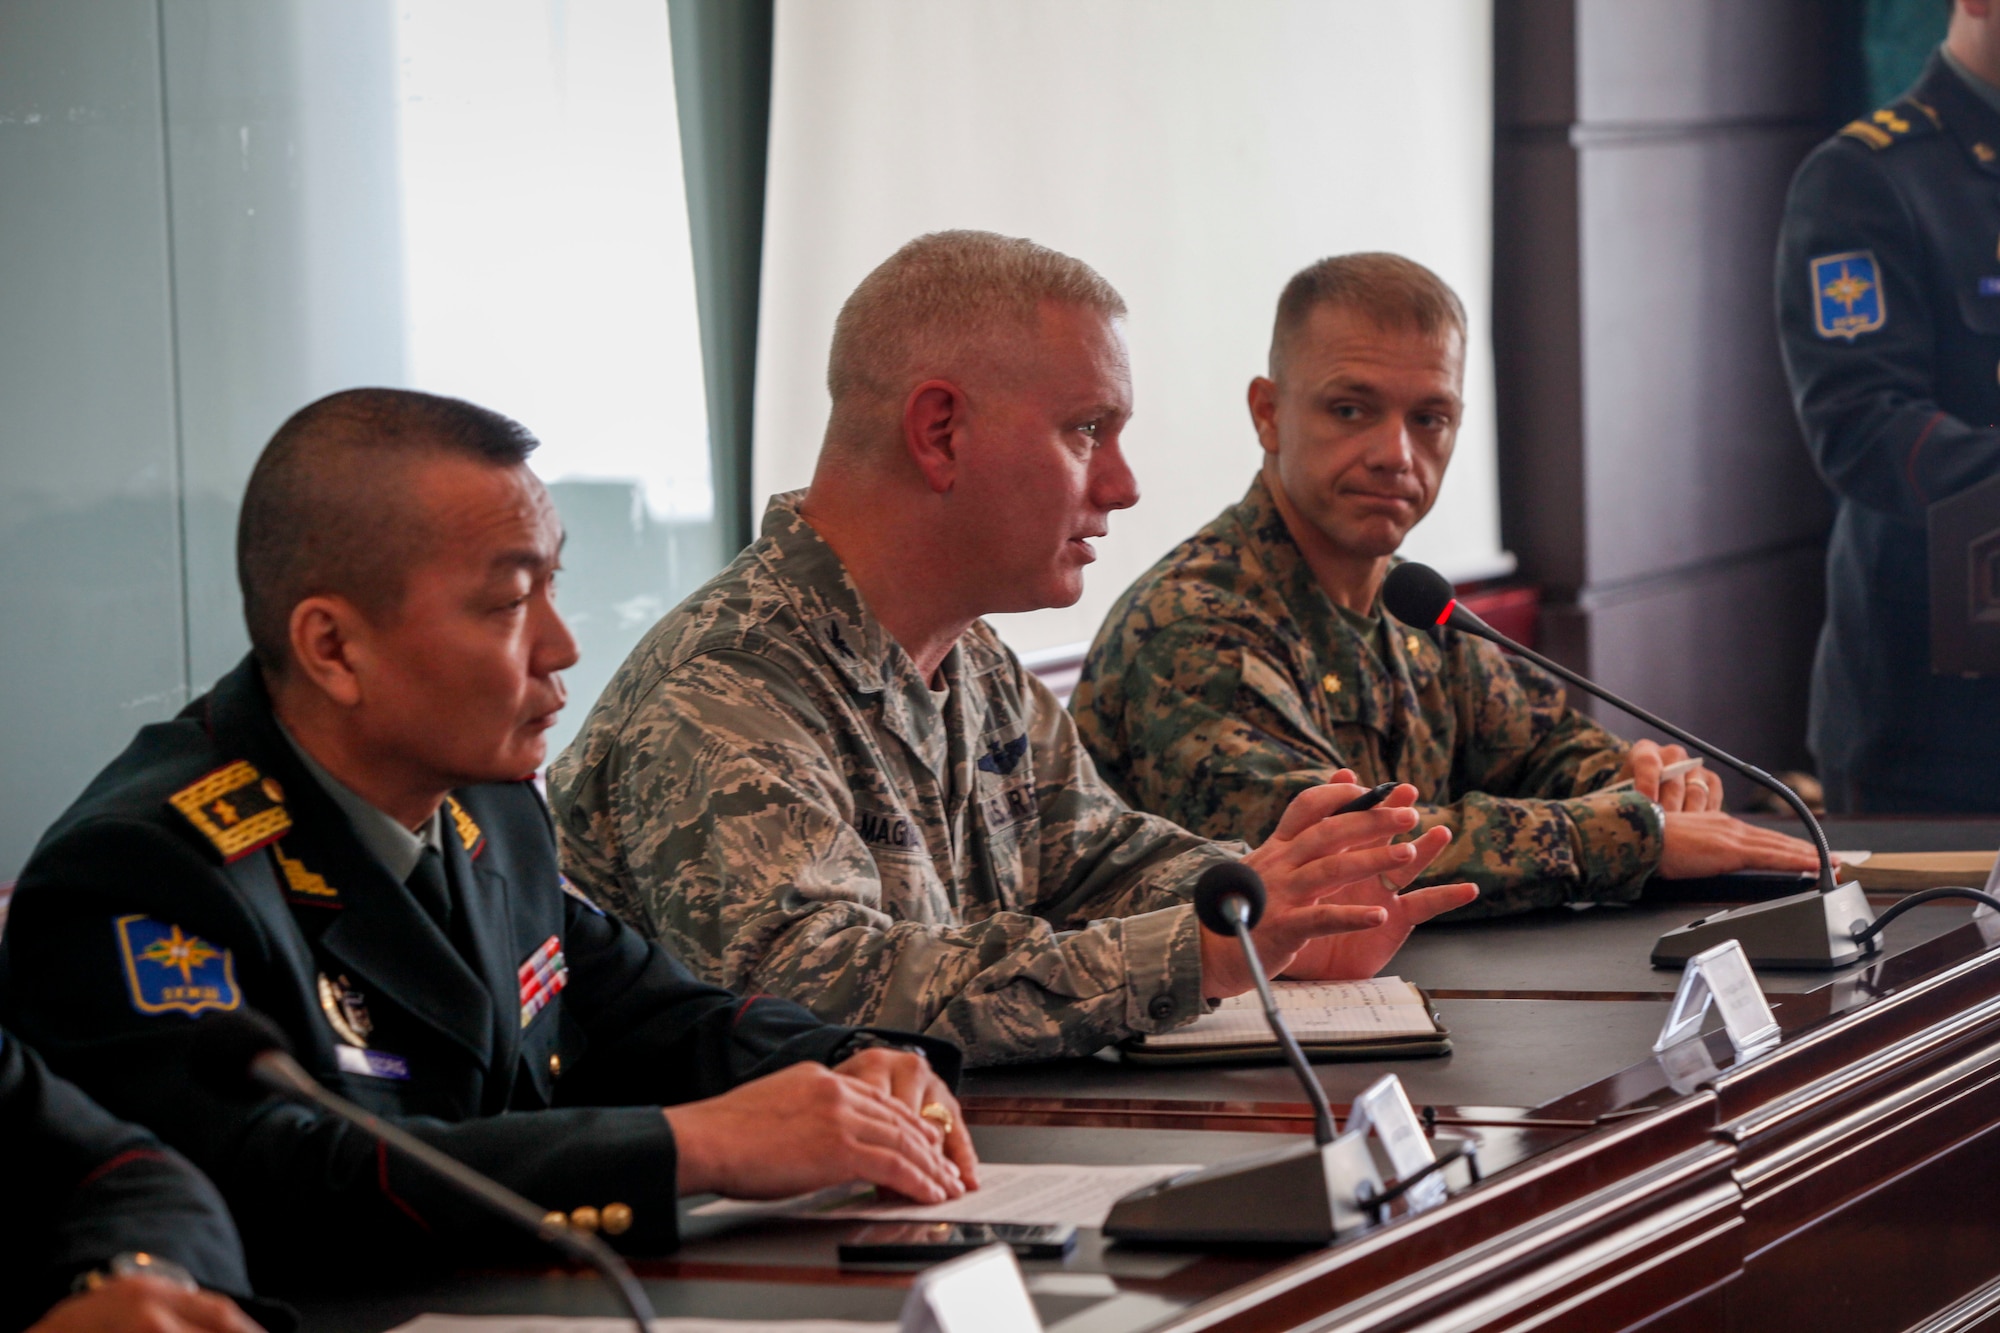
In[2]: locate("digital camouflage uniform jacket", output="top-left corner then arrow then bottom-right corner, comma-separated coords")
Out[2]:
549,493 -> 1236,1066
1071,474 -> 1665,917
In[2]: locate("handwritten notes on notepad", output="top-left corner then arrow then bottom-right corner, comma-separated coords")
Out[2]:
1124,978 -> 1447,1061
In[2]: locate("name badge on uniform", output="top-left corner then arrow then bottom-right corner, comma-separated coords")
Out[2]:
1811,250 -> 1886,340
519,934 -> 568,1029
116,916 -> 241,1017
334,1046 -> 411,1081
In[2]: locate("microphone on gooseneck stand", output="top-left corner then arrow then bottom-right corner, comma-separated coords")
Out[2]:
191,1011 -> 655,1333
1103,863 -> 1384,1245
1379,561 -> 1891,969
1191,862 -> 1338,1146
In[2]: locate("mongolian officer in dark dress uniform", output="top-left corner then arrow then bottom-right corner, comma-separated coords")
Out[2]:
0,389 -> 976,1287
2,1026 -> 260,1333
1776,6 -> 2000,812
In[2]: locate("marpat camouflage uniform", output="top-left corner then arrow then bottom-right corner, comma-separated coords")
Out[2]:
548,492 -> 1236,1066
1071,474 -> 1664,917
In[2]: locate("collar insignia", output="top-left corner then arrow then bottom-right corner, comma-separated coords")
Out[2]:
169,760 -> 291,862
275,844 -> 339,905
116,916 -> 240,1016
446,796 -> 486,859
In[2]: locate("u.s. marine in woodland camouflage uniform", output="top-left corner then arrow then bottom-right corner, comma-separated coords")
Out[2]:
1073,477 -> 1654,916
550,232 -> 1480,1067
1074,254 -> 1823,916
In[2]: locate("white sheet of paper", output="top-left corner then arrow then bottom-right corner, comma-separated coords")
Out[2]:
388,1318 -> 894,1333
1140,977 -> 1434,1048
691,1162 -> 1197,1230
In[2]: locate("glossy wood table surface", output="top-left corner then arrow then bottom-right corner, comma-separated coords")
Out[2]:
291,817 -> 2000,1333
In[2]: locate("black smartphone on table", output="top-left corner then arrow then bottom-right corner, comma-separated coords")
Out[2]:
838,1220 -> 1078,1263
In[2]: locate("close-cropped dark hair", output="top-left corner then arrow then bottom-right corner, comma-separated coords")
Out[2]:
237,387 -> 540,673
1269,252 -> 1466,381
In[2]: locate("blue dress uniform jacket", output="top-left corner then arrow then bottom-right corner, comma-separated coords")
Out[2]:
0,657 -> 959,1283
0,1027 -> 250,1332
1777,51 -> 2000,811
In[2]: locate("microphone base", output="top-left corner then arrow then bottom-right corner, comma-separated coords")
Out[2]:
1650,881 -> 1877,970
1103,1132 -> 1382,1247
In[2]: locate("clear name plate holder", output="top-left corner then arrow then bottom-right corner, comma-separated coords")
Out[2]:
1346,1072 -> 1482,1223
900,1243 -> 1043,1333
1653,938 -> 1780,1093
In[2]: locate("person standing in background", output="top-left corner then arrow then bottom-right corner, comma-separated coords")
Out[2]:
1776,0 -> 2000,812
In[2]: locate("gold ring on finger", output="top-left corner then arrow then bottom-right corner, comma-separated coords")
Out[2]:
920,1101 -> 954,1136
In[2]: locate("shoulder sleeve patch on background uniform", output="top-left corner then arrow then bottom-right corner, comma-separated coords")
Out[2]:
115,916 -> 241,1016
168,760 -> 290,861
445,796 -> 486,859
1812,250 -> 1887,340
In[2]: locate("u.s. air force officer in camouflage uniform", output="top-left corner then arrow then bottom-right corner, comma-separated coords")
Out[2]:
1074,254 -> 1821,916
1775,3 -> 2000,812
550,231 -> 1480,1068
0,389 -> 975,1285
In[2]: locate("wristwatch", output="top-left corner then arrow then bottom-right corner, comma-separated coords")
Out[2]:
73,1252 -> 198,1294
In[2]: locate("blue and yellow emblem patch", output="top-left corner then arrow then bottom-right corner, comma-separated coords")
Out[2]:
1812,250 -> 1886,340
116,916 -> 241,1017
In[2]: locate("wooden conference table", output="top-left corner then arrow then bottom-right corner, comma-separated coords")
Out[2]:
294,816 -> 2000,1332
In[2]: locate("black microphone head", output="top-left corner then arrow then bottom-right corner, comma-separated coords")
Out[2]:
1193,862 -> 1266,934
1381,561 -> 1458,630
190,1009 -> 295,1103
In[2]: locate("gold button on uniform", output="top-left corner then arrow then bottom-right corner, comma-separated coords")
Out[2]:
569,1205 -> 600,1233
602,1202 -> 633,1236
542,1210 -> 567,1230
548,1052 -> 563,1079
1321,673 -> 1342,695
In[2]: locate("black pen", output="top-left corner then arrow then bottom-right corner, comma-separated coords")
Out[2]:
1334,781 -> 1399,815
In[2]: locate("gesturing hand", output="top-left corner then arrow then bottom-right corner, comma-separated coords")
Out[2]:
664,1059 -> 969,1204
1199,777 -> 1474,999
29,1278 -> 259,1333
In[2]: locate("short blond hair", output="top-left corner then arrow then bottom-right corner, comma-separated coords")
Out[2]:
824,231 -> 1125,444
1269,253 -> 1465,381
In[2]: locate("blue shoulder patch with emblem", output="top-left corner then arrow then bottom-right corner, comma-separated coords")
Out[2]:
1812,251 -> 1886,340
115,916 -> 241,1017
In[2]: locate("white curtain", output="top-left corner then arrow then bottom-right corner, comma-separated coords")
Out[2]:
755,0 -> 1503,658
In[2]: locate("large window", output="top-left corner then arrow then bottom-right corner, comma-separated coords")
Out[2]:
754,0 -> 1503,661
394,0 -> 720,757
